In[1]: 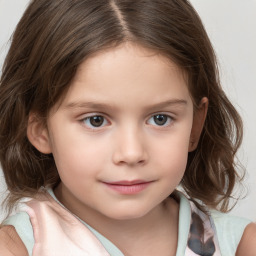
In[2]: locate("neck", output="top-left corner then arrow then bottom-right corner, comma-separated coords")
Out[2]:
99,198 -> 179,256
54,185 -> 179,256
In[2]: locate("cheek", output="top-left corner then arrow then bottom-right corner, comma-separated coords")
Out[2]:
50,132 -> 107,180
160,147 -> 188,177
152,132 -> 190,177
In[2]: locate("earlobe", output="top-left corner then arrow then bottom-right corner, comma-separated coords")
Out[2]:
27,113 -> 52,154
189,97 -> 208,152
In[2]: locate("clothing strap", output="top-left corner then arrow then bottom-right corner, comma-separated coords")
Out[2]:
2,190 -> 251,256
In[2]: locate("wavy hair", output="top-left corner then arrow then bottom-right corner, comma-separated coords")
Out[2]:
0,0 -> 243,213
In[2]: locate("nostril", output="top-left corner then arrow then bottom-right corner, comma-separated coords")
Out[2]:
112,149 -> 148,166
112,131 -> 148,165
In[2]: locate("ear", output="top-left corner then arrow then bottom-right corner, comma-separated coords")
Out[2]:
27,113 -> 52,154
188,97 -> 208,152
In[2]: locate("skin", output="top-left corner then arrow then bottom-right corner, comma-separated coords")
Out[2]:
2,42 -> 255,255
0,226 -> 28,256
27,42 -> 207,255
236,222 -> 256,255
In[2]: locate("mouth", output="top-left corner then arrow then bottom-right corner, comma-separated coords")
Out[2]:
102,180 -> 153,194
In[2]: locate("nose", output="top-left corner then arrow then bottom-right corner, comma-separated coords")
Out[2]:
112,127 -> 148,166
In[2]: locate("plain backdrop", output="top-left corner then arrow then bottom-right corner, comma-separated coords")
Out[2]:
0,0 -> 256,222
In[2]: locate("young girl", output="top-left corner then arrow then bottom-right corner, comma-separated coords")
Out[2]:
0,0 -> 255,255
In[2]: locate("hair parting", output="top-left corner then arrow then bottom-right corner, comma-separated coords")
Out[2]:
0,0 -> 244,215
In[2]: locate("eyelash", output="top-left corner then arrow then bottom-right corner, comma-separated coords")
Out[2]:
81,115 -> 110,129
80,113 -> 174,129
147,114 -> 173,127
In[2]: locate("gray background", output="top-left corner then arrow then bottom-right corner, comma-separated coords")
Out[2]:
0,0 -> 256,221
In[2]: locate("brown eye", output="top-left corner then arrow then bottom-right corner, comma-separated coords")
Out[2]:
89,116 -> 104,127
83,115 -> 107,128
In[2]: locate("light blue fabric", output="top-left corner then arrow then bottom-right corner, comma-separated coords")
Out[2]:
2,211 -> 34,256
176,193 -> 191,256
211,210 -> 251,256
2,190 -> 251,256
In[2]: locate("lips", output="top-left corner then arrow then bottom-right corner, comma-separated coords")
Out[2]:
102,180 -> 153,194
106,180 -> 149,185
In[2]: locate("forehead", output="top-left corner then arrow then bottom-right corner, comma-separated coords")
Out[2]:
57,43 -> 192,111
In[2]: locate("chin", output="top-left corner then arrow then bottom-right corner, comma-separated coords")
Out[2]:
104,206 -> 153,221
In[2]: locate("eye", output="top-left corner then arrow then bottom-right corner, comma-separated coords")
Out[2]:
82,115 -> 108,128
147,114 -> 172,126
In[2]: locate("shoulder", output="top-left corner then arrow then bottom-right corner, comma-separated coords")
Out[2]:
211,210 -> 251,233
236,222 -> 256,256
210,210 -> 252,255
0,225 -> 29,256
2,211 -> 34,255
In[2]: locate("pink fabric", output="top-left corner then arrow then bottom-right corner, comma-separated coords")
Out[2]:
25,192 -> 110,256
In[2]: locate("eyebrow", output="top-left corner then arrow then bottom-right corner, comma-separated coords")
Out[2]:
146,99 -> 188,111
64,101 -> 116,111
64,99 -> 187,111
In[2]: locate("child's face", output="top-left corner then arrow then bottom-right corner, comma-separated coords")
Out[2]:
29,43 -> 206,220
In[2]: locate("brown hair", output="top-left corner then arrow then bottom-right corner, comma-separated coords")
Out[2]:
0,0 -> 243,214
